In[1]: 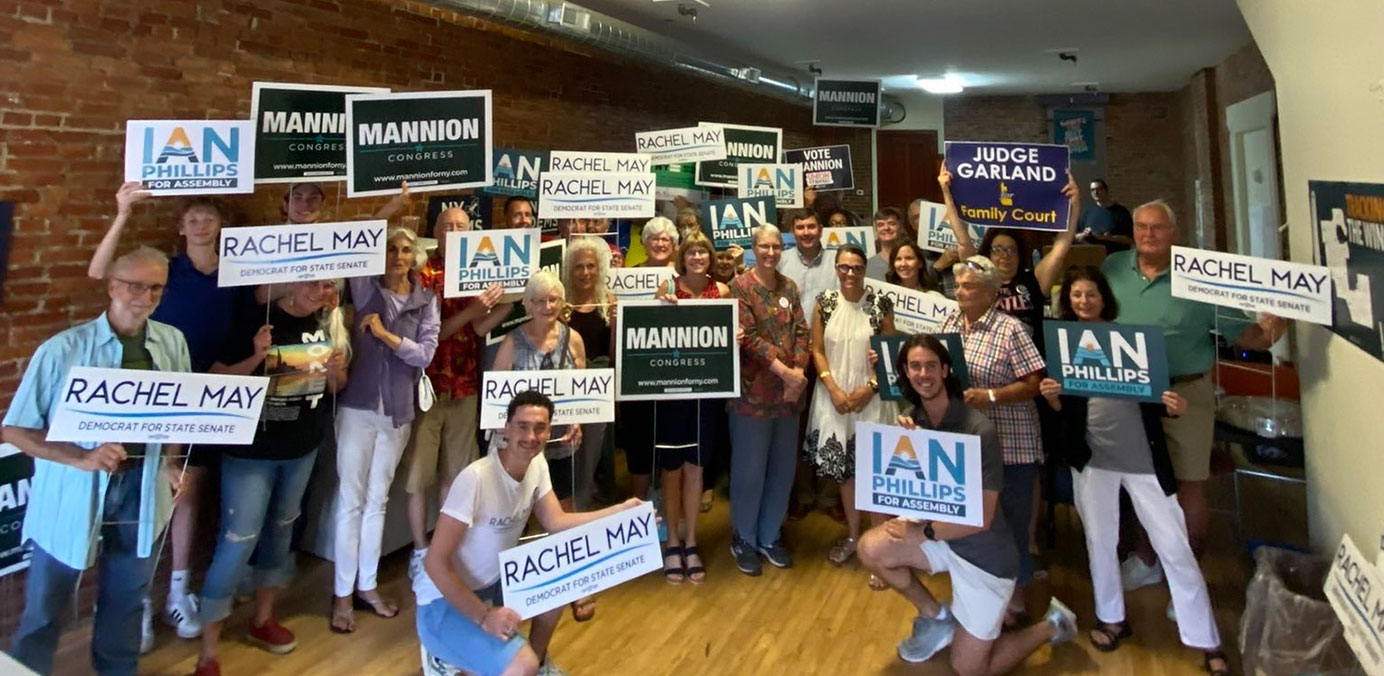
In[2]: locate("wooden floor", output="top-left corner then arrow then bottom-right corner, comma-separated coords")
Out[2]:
52,497 -> 1247,675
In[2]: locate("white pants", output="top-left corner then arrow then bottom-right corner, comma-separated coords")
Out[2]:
334,405 -> 412,597
1072,466 -> 1221,649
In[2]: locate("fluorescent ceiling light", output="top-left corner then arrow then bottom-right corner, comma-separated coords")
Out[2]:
917,76 -> 964,94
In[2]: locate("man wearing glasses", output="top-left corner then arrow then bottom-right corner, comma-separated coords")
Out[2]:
1101,201 -> 1285,598
1076,179 -> 1134,254
4,246 -> 191,676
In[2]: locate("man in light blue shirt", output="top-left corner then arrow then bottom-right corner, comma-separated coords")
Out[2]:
3,246 -> 190,676
777,209 -> 838,323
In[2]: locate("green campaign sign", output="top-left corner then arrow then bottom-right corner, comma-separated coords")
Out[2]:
345,90 -> 493,198
250,82 -> 388,184
694,123 -> 782,188
615,300 -> 740,400
0,443 -> 33,577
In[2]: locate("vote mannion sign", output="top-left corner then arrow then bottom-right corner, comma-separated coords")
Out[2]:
47,368 -> 270,445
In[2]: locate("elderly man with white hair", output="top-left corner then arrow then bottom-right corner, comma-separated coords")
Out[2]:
4,246 -> 191,676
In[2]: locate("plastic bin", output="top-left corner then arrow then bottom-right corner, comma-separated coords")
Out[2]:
1239,547 -> 1366,676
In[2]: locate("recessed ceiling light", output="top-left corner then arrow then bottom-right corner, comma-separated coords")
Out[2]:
917,75 -> 964,94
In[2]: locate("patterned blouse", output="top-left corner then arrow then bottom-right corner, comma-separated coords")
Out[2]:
729,269 -> 811,419
418,253 -> 481,399
816,288 -> 893,332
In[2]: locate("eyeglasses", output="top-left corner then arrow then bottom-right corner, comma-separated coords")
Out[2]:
755,243 -> 783,252
989,245 -> 1018,256
113,278 -> 165,296
835,264 -> 864,275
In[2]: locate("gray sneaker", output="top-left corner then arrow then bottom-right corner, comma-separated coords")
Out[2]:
1045,597 -> 1078,645
898,608 -> 954,663
757,540 -> 793,569
537,659 -> 570,676
730,536 -> 762,577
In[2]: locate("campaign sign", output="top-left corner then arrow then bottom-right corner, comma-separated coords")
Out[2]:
864,279 -> 957,334
782,144 -> 853,191
606,266 -> 675,302
1324,534 -> 1384,676
615,300 -> 739,401
499,502 -> 660,620
250,82 -> 389,183
855,422 -> 983,526
822,226 -> 877,253
916,200 -> 986,253
218,220 -> 386,287
1043,321 -> 1169,402
425,192 -> 493,232
485,239 -> 565,345
943,141 -> 1070,231
46,368 -> 269,445
479,369 -> 615,429
933,332 -> 972,390
635,125 -> 726,165
444,229 -> 541,298
124,120 -> 255,196
0,443 -> 33,577
548,150 -> 651,174
738,163 -> 802,209
483,148 -> 547,198
871,334 -> 910,402
700,197 -> 776,250
345,90 -> 493,197
1171,246 -> 1333,325
538,172 -> 656,220
1311,180 -> 1384,363
814,78 -> 881,127
694,123 -> 782,188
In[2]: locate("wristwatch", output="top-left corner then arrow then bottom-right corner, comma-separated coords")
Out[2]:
923,520 -> 936,541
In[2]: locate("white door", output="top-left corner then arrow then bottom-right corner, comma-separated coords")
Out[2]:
1227,91 -> 1282,258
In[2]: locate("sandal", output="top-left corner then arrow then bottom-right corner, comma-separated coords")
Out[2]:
1202,649 -> 1230,676
329,597 -> 355,634
827,537 -> 857,566
570,596 -> 596,622
353,593 -> 398,619
683,546 -> 706,585
867,574 -> 888,591
663,546 -> 686,584
1088,620 -> 1132,652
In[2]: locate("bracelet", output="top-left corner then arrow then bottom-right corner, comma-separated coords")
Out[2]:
818,370 -> 832,381
987,388 -> 996,403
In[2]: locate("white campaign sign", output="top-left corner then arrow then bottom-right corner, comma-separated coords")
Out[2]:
854,422 -> 984,526
547,150 -> 651,174
218,220 -> 386,287
1170,246 -> 1333,325
1324,534 -> 1384,676
444,229 -> 542,298
634,125 -> 726,165
47,368 -> 269,445
606,267 -> 675,301
865,279 -> 958,334
479,369 -> 616,430
537,172 -> 656,219
737,163 -> 802,209
822,226 -> 877,253
499,502 -> 660,619
124,120 -> 256,196
917,200 -> 986,253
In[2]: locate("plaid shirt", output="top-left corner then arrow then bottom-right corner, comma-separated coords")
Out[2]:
419,253 -> 481,399
940,306 -> 1045,464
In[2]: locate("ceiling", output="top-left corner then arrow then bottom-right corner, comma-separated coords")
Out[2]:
577,0 -> 1252,95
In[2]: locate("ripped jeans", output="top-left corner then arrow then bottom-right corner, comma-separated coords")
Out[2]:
199,451 -> 317,625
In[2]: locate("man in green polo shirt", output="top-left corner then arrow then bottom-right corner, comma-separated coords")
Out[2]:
1101,199 -> 1285,586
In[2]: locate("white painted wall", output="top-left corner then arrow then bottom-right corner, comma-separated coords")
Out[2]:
1236,0 -> 1384,553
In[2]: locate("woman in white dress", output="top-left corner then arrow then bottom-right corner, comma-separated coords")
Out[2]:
804,243 -> 896,573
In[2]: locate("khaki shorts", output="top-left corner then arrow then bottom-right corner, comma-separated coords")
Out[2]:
404,393 -> 479,494
1162,375 -> 1216,482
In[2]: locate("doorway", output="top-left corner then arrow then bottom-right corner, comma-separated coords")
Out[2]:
875,129 -> 942,214
1226,91 -> 1282,257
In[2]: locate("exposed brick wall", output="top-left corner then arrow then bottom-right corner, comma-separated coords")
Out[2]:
1178,69 -> 1220,248
943,96 -> 1048,144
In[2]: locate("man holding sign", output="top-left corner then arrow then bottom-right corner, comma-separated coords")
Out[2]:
3,247 -> 191,676
415,391 -> 641,676
857,335 -> 1077,671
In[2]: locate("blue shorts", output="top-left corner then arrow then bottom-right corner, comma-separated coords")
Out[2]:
416,584 -> 526,676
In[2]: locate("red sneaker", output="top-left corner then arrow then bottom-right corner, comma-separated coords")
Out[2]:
247,618 -> 297,654
190,659 -> 220,676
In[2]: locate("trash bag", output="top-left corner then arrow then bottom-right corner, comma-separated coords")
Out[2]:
1240,546 -> 1366,676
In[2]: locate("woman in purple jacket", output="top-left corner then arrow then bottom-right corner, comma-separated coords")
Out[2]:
330,226 -> 440,633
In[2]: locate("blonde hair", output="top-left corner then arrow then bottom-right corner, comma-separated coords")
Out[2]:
523,270 -> 566,306
674,231 -> 715,276
952,255 -> 1001,290
324,279 -> 352,364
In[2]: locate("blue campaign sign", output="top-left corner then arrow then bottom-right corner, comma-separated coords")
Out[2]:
483,148 -> 546,198
943,141 -> 1070,231
699,196 -> 776,250
1043,320 -> 1169,402
871,334 -> 909,401
854,422 -> 984,526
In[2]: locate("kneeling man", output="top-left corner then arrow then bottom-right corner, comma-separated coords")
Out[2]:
416,390 -> 639,676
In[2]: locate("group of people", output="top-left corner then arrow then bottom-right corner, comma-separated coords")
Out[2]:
1,165 -> 1287,676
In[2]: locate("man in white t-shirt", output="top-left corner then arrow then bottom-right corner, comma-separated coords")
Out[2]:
415,390 -> 641,676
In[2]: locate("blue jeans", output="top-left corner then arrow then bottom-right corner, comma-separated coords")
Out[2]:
9,471 -> 156,676
728,413 -> 798,547
200,452 -> 316,624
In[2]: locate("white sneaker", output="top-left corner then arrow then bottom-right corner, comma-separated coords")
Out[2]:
1167,599 -> 1177,623
537,659 -> 570,676
164,593 -> 203,639
1045,597 -> 1078,645
139,598 -> 155,654
409,547 -> 428,581
1120,556 -> 1164,591
898,608 -> 955,663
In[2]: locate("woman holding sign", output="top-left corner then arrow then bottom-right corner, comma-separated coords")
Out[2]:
728,224 -> 811,576
619,218 -> 679,506
1038,267 -> 1228,676
803,243 -> 896,573
651,231 -> 731,585
563,237 -> 616,511
330,226 -> 440,633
